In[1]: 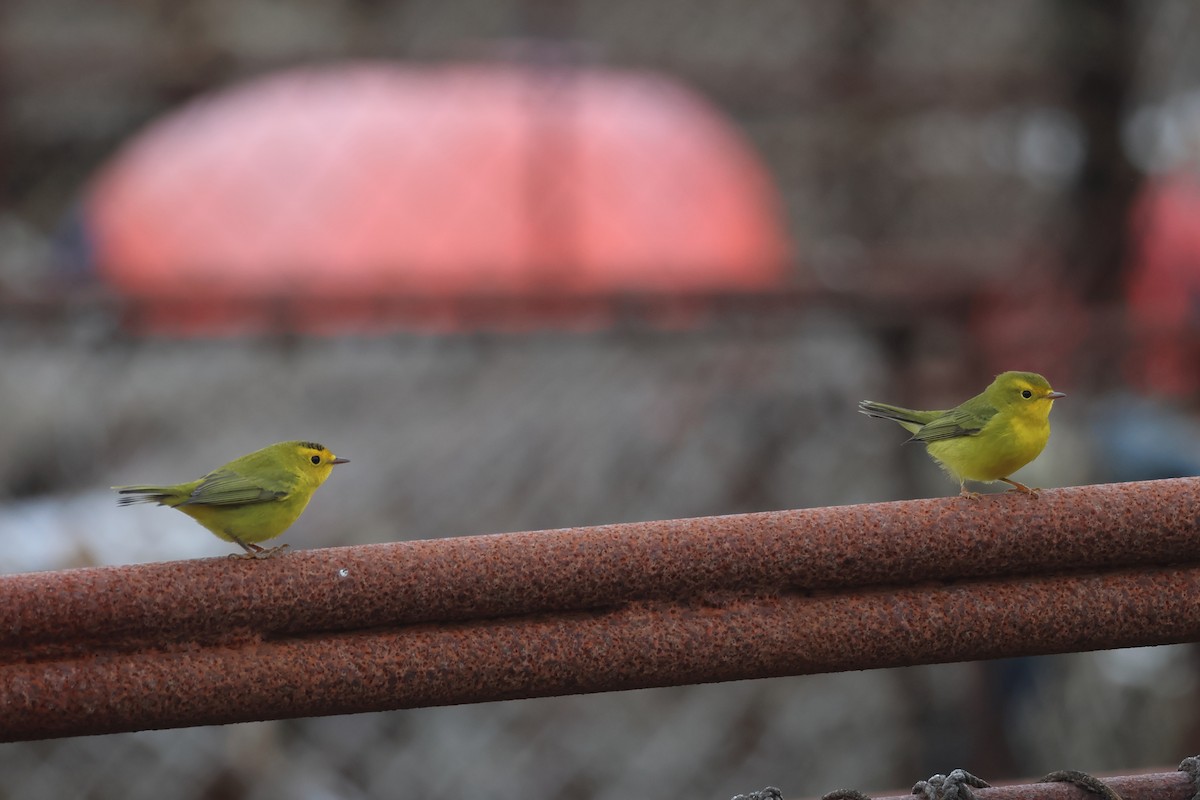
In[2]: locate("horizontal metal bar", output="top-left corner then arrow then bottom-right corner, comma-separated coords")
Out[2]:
6,563 -> 1200,741
3,478 -> 1198,652
838,769 -> 1196,800
2,478 -> 1199,741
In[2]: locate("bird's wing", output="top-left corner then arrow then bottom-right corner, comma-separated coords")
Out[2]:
908,405 -> 996,443
176,468 -> 289,506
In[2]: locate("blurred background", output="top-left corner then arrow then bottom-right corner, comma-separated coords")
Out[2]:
4,0 -> 1200,798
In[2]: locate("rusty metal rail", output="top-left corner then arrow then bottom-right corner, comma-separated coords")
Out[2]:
804,763 -> 1200,800
2,477 -> 1200,741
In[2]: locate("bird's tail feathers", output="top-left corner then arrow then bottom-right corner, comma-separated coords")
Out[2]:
112,485 -> 176,506
857,400 -> 941,437
857,401 -> 926,425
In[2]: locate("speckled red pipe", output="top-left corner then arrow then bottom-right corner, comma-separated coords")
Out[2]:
4,478 -> 1199,649
5,565 -> 1200,741
2,478 -> 1200,741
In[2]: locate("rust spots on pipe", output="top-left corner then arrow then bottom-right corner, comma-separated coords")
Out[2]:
2,478 -> 1200,741
4,477 -> 1198,649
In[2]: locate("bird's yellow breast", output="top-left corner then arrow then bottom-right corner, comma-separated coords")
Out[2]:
926,407 -> 1051,483
177,492 -> 312,544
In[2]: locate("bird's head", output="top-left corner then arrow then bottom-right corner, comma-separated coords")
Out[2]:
987,371 -> 1065,418
288,441 -> 350,487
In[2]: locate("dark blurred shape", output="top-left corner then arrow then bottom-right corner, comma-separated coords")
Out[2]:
80,61 -> 791,335
1055,0 -> 1139,305
966,0 -> 1139,385
970,268 -> 1090,383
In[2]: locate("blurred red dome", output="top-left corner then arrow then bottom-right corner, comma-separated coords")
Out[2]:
86,61 -> 792,334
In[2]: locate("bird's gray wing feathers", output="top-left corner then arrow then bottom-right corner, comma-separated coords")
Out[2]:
176,469 -> 289,506
907,406 -> 996,443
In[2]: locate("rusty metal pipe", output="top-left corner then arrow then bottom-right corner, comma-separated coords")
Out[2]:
3,478 -> 1199,652
833,770 -> 1197,800
6,563 -> 1200,741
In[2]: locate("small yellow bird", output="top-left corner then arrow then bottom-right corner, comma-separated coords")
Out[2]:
858,371 -> 1065,498
114,440 -> 349,557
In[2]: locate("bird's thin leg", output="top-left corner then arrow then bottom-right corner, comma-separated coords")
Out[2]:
958,482 -> 981,500
226,535 -> 288,559
226,536 -> 260,559
1000,477 -> 1040,497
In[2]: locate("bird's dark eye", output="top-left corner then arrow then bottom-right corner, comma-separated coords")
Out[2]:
1021,389 -> 1033,399
310,455 -> 321,465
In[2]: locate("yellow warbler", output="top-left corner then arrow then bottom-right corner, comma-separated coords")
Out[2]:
859,371 -> 1064,498
114,440 -> 348,557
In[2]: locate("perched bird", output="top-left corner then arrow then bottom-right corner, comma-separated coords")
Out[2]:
858,371 -> 1065,498
114,440 -> 349,557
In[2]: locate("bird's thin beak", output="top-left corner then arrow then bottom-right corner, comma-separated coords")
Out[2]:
1047,391 -> 1066,399
332,457 -> 350,465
